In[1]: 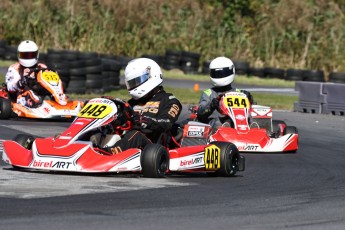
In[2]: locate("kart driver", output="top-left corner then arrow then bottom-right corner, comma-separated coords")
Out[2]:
5,40 -> 47,108
197,56 -> 254,130
103,58 -> 182,154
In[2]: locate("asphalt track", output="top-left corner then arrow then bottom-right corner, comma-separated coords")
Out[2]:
1,109 -> 345,230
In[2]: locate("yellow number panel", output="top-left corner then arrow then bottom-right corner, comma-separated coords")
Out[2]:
78,103 -> 113,118
204,145 -> 221,170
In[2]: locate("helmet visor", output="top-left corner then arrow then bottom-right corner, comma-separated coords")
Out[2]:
210,67 -> 234,79
126,72 -> 150,90
18,51 -> 38,59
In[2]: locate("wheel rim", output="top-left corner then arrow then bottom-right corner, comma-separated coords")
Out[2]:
158,154 -> 168,175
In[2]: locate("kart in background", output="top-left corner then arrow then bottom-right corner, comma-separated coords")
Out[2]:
184,91 -> 298,153
0,67 -> 83,120
2,97 -> 245,178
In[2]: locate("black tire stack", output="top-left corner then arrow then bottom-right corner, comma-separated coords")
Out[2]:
3,45 -> 17,61
101,57 -> 123,93
233,61 -> 250,75
263,67 -> 285,79
163,50 -> 181,70
328,72 -> 345,84
247,67 -> 265,78
302,70 -> 325,82
285,69 -> 305,81
179,51 -> 200,74
0,40 -> 7,60
201,60 -> 211,75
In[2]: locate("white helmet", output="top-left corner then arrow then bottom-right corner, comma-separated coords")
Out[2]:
124,58 -> 163,100
17,40 -> 39,67
209,56 -> 235,87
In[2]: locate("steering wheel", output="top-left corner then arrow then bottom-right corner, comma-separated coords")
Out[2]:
102,97 -> 136,131
24,67 -> 56,78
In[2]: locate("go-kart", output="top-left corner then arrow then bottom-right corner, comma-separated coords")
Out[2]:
185,91 -> 298,153
0,67 -> 83,119
2,97 -> 245,178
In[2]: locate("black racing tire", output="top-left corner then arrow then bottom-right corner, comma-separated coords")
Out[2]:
264,67 -> 286,79
141,144 -> 169,178
233,61 -> 250,75
283,126 -> 298,135
0,98 -> 12,119
247,67 -> 265,78
328,72 -> 345,83
209,141 -> 241,177
303,70 -> 325,82
13,134 -> 35,150
272,120 -> 286,135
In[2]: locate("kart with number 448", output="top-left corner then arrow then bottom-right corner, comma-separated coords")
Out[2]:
2,97 -> 245,178
185,91 -> 299,153
0,67 -> 83,120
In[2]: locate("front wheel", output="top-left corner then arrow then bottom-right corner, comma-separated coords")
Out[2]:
141,144 -> 169,178
210,141 -> 244,177
13,134 -> 35,150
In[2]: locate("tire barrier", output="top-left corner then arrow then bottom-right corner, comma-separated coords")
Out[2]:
233,61 -> 250,75
328,72 -> 345,84
179,51 -> 201,74
294,81 -> 345,115
0,39 -> 343,95
263,67 -> 285,79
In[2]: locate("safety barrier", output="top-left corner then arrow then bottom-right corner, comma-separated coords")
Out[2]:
294,81 -> 345,115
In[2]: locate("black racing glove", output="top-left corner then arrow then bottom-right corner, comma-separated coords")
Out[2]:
241,90 -> 254,104
210,97 -> 220,110
17,78 -> 26,89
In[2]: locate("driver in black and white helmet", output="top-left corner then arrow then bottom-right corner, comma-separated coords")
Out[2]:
103,58 -> 182,154
197,56 -> 253,129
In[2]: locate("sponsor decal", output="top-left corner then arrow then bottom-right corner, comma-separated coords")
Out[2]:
204,145 -> 220,170
187,126 -> 205,137
43,107 -> 50,114
180,156 -> 203,166
235,114 -> 245,120
238,145 -> 259,151
32,160 -> 72,169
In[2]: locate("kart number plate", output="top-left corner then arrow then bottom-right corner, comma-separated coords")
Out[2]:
204,145 -> 220,170
78,103 -> 113,118
42,71 -> 60,86
223,95 -> 249,108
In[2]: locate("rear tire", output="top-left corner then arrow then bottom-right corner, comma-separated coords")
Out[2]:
272,120 -> 286,137
211,141 -> 242,177
0,98 -> 12,119
13,134 -> 35,150
141,144 -> 169,178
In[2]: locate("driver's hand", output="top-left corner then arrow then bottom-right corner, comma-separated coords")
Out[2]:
210,98 -> 220,110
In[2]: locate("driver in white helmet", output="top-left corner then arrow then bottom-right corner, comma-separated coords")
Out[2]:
103,58 -> 182,155
197,56 -> 253,129
5,40 -> 47,108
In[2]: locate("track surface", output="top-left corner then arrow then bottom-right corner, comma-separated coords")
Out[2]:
0,111 -> 345,230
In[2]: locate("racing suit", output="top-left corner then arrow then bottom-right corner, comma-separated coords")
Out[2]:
5,62 -> 47,108
197,84 -> 253,130
106,86 -> 182,154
